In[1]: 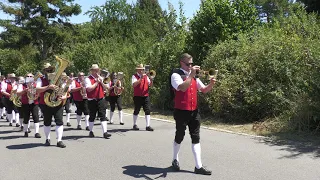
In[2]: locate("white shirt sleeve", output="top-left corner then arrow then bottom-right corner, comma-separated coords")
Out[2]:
131,75 -> 137,86
196,78 -> 206,91
85,78 -> 92,88
171,73 -> 184,91
1,82 -> 7,92
70,81 -> 76,89
147,76 -> 151,85
17,84 -> 23,93
36,78 -> 42,88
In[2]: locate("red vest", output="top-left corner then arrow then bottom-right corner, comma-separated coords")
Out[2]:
72,80 -> 83,101
0,82 -> 2,98
174,77 -> 198,111
86,76 -> 104,99
133,74 -> 149,97
39,77 -> 49,105
21,84 -> 39,105
5,82 -> 12,98
109,81 -> 117,96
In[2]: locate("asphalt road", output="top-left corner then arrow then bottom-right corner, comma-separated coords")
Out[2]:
0,107 -> 320,180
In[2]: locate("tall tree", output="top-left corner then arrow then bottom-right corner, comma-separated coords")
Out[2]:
298,0 -> 320,14
0,0 -> 81,61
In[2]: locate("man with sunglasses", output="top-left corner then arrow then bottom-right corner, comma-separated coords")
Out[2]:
131,64 -> 154,131
17,73 -> 41,138
36,63 -> 67,148
170,53 -> 216,175
70,72 -> 90,130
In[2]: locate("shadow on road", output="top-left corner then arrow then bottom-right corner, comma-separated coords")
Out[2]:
122,165 -> 193,179
6,143 -> 44,150
256,133 -> 320,159
0,129 -> 18,135
0,135 -> 21,140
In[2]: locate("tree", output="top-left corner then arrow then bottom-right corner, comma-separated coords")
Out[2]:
298,0 -> 320,14
0,0 -> 81,61
186,0 -> 259,65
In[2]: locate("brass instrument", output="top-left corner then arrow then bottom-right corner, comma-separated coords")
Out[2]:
79,79 -> 87,99
44,56 -> 70,107
196,68 -> 218,80
10,89 -> 22,107
27,72 -> 42,101
114,72 -> 124,95
100,69 -> 110,97
144,65 -> 156,80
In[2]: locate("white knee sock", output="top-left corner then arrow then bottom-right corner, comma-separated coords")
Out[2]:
105,109 -> 108,118
28,120 -> 30,128
110,111 -> 114,123
66,113 -> 70,123
173,142 -> 181,161
23,123 -> 28,132
0,108 -> 3,117
8,114 -> 12,123
101,121 -> 107,133
34,123 -> 40,133
119,111 -> 123,123
145,115 -> 150,127
89,121 -> 94,132
192,143 -> 203,169
85,115 -> 89,127
15,113 -> 21,125
44,126 -> 51,139
55,125 -> 63,142
76,115 -> 81,126
12,111 -> 15,121
133,115 -> 138,125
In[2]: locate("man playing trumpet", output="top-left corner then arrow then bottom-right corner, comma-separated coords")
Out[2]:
70,72 -> 90,130
17,73 -> 41,138
108,72 -> 124,125
85,64 -> 111,139
131,64 -> 154,131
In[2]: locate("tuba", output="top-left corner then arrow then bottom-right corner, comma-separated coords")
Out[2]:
114,72 -> 124,95
44,56 -> 70,107
27,72 -> 43,101
144,65 -> 156,80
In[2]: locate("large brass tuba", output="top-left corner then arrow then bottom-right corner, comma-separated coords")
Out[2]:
114,72 -> 124,95
27,72 -> 43,101
44,56 -> 70,107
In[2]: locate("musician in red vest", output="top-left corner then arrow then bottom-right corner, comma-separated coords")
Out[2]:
170,53 -> 216,175
131,64 -> 154,131
36,63 -> 67,148
0,75 -> 6,120
85,64 -> 111,139
17,73 -> 41,138
70,72 -> 90,130
108,72 -> 124,125
1,73 -> 20,127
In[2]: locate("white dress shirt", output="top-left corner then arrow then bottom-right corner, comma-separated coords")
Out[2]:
131,73 -> 151,86
171,68 -> 205,91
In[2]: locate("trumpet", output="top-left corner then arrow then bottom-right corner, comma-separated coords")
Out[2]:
196,68 -> 218,80
144,65 -> 156,80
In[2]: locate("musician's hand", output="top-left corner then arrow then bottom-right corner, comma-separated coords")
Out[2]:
47,84 -> 56,90
190,65 -> 200,78
209,77 -> 217,85
58,95 -> 67,100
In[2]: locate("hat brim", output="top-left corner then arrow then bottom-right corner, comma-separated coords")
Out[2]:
90,67 -> 100,70
136,67 -> 144,70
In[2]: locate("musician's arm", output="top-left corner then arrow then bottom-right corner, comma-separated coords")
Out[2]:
172,73 -> 193,92
35,78 -> 50,93
16,84 -> 27,95
70,81 -> 81,92
199,78 -> 216,94
1,84 -> 10,97
132,75 -> 142,88
147,76 -> 153,87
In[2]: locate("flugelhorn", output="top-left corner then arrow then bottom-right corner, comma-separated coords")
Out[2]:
144,65 -> 156,80
114,72 -> 124,95
196,68 -> 218,80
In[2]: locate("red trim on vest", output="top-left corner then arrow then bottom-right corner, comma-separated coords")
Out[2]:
109,81 -> 117,96
72,80 -> 83,101
21,83 -> 39,105
174,77 -> 198,111
133,74 -> 149,97
86,76 -> 104,99
39,77 -> 49,105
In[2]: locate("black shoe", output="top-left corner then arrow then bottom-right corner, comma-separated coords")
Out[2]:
172,159 -> 180,171
67,122 -> 71,127
57,141 -> 66,148
77,125 -> 82,130
9,123 -> 12,126
45,139 -> 51,146
146,126 -> 154,131
35,133 -> 41,138
194,166 -> 212,175
109,121 -> 114,124
120,122 -> 124,125
0,116 -> 3,119
20,126 -> 24,131
89,131 -> 95,137
23,132 -> 28,137
28,128 -> 31,133
103,132 -> 111,139
16,123 -> 20,127
86,126 -> 89,131
133,125 -> 139,130
6,118 -> 9,122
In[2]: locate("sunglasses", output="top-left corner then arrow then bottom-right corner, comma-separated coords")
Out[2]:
182,61 -> 193,66
26,76 -> 33,77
